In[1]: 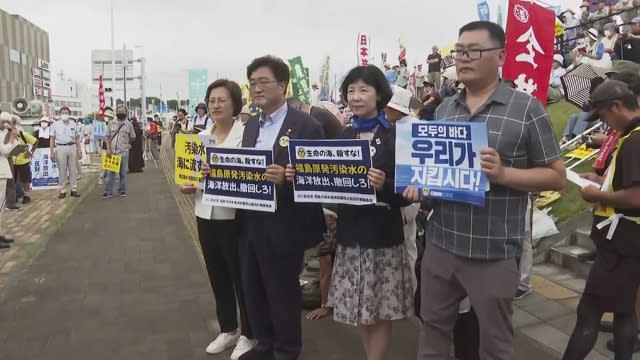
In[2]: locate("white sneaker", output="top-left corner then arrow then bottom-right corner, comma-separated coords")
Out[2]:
205,330 -> 240,354
230,336 -> 256,360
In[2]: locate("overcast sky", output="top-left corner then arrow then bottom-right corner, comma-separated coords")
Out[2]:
3,0 -> 577,99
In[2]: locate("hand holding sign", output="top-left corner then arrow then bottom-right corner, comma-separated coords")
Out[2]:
285,164 -> 296,182
367,168 -> 386,191
480,147 -> 505,183
402,186 -> 421,203
265,164 -> 286,185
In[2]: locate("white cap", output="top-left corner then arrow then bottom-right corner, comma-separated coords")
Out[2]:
588,28 -> 599,41
386,85 -> 412,115
553,54 -> 564,65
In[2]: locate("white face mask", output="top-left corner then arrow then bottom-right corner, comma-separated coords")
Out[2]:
40,122 -> 49,129
605,30 -> 612,37
60,114 -> 70,121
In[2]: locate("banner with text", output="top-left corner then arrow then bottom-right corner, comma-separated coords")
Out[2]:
395,120 -> 490,207
502,0 -> 555,105
188,68 -> 209,114
174,134 -> 215,185
288,139 -> 376,205
357,33 -> 370,66
288,56 -> 311,104
202,147 -> 276,212
30,148 -> 58,190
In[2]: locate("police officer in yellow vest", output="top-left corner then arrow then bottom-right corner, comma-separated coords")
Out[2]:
563,79 -> 640,359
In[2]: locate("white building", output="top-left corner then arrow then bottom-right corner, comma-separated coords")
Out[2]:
51,79 -> 91,117
91,49 -> 141,109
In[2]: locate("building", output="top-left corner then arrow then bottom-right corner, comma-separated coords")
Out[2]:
91,49 -> 141,109
0,8 -> 51,107
51,79 -> 92,117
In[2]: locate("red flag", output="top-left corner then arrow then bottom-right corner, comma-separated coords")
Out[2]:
501,0 -> 555,106
98,74 -> 106,116
398,47 -> 406,62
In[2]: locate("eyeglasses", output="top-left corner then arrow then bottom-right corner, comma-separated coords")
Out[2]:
450,47 -> 503,60
208,98 -> 228,105
249,79 -> 279,89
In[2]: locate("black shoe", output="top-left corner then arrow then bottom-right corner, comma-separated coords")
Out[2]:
58,192 -> 66,199
21,196 -> 31,204
0,236 -> 15,244
238,347 -> 275,360
600,319 -> 614,333
606,337 -> 640,353
70,191 -> 80,197
0,242 -> 9,250
119,192 -> 127,197
102,193 -> 112,199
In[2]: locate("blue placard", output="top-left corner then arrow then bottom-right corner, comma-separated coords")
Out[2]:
288,139 -> 376,205
202,147 -> 276,212
477,0 -> 490,21
395,120 -> 489,206
30,148 -> 59,190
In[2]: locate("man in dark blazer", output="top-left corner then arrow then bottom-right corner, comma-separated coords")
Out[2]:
238,55 -> 325,360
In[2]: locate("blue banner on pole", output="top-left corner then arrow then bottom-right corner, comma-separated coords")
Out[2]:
478,0 -> 491,21
288,139 -> 376,205
395,120 -> 489,206
202,147 -> 276,212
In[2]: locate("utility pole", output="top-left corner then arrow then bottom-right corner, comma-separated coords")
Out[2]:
123,43 -> 127,109
110,0 -> 116,107
140,57 -> 146,117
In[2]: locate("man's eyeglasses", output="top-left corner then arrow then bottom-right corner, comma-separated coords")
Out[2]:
450,47 -> 503,60
249,79 -> 279,89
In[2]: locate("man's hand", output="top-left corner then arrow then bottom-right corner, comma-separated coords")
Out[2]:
285,164 -> 296,182
402,186 -> 421,203
265,164 -> 286,184
77,148 -> 82,160
368,168 -> 386,191
480,147 -> 505,183
180,182 -> 198,194
581,185 -> 603,203
50,149 -> 56,162
106,148 -> 113,156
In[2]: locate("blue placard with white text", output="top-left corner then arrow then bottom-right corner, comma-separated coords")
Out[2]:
395,120 -> 489,206
288,139 -> 376,205
202,147 -> 276,212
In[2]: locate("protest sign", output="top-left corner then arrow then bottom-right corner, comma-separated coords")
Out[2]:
30,148 -> 59,190
101,152 -> 122,173
174,134 -> 215,185
395,120 -> 489,206
288,139 -> 376,205
288,56 -> 311,104
202,147 -> 276,212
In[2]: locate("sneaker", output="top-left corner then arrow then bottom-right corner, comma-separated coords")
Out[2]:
70,191 -> 80,197
98,178 -> 104,185
0,242 -> 9,250
0,236 -> 15,244
21,196 -> 31,204
514,288 -> 533,300
5,204 -> 20,210
102,193 -> 112,199
58,192 -> 66,199
205,330 -> 240,354
119,192 -> 127,197
230,336 -> 256,360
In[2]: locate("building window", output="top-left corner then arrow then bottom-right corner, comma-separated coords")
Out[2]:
9,49 -> 20,63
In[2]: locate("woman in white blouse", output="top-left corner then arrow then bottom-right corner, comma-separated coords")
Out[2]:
180,80 -> 254,359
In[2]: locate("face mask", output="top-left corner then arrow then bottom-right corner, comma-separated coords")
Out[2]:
605,30 -> 612,37
41,122 -> 48,129
116,113 -> 127,120
61,114 -> 70,121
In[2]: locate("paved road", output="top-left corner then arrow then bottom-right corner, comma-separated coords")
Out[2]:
0,148 -> 559,360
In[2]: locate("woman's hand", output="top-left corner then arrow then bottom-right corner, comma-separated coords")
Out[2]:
180,182 -> 198,194
367,168 -> 386,191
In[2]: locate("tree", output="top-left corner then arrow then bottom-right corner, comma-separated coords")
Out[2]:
166,99 -> 178,111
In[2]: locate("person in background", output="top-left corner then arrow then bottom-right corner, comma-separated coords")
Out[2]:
192,103 -> 212,134
384,85 -> 420,294
427,45 -> 443,90
50,106 -> 81,199
169,115 -> 177,148
128,117 -> 144,173
590,0 -> 610,34
239,105 -> 252,123
34,116 -> 52,148
548,54 -> 567,103
102,106 -> 136,198
98,108 -> 114,185
154,114 -> 163,148
187,79 -> 255,359
397,59 -> 410,89
171,109 -> 188,148
0,111 -> 18,249
602,23 -> 620,59
561,9 -> 580,49
286,97 -> 344,139
415,64 -> 427,99
80,117 -> 93,166
146,117 -> 159,161
384,63 -> 398,85
93,114 -> 107,154
615,17 -> 640,64
11,115 -> 37,205
570,28 -> 609,71
311,83 -> 321,105
418,81 -> 443,120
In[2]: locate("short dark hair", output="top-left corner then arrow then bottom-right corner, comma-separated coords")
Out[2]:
59,106 -> 71,114
615,95 -> 640,110
116,105 -> 127,112
459,21 -> 506,48
246,55 -> 290,92
178,108 -> 187,116
340,65 -> 393,112
204,79 -> 243,117
608,72 -> 640,95
104,106 -> 113,112
287,97 -> 306,111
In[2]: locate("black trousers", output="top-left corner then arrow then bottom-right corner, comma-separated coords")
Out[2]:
196,217 -> 251,337
240,218 -> 304,360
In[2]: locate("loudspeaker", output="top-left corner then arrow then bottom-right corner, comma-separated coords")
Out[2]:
11,97 -> 28,115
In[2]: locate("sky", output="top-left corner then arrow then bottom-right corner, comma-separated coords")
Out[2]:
2,0 -> 579,100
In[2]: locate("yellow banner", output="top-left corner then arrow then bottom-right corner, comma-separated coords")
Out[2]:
564,144 -> 595,159
175,133 -> 205,185
101,152 -> 122,173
